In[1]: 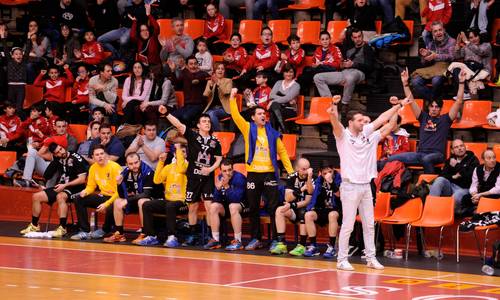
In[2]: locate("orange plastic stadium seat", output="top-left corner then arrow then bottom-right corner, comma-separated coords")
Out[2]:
407,196 -> 454,260
268,20 -> 291,44
327,20 -> 348,45
213,55 -> 224,62
375,20 -> 382,34
0,151 -> 16,176
285,95 -> 304,122
399,99 -> 423,125
184,19 -> 205,40
297,21 -> 321,45
380,198 -> 423,225
116,88 -> 123,115
463,142 -> 488,163
295,97 -> 332,125
239,20 -> 262,44
69,124 -> 88,144
213,131 -> 235,157
233,163 -> 247,176
23,85 -> 44,109
175,91 -> 184,108
157,19 -> 174,40
392,20 -> 414,46
356,192 -> 391,222
416,174 -> 439,185
281,134 -> 297,160
494,144 -> 500,158
285,0 -> 324,10
451,100 -> 492,129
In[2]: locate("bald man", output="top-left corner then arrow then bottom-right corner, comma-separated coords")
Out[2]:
271,158 -> 314,256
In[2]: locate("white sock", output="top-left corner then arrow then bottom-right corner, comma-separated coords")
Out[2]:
234,233 -> 242,242
213,232 -> 220,241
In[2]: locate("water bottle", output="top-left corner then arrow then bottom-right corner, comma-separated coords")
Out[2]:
482,265 -> 495,276
90,212 -> 95,232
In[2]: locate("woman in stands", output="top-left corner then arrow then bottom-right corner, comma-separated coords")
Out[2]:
203,62 -> 233,132
121,61 -> 153,125
268,64 -> 300,133
145,67 -> 177,124
203,3 -> 226,53
25,20 -> 51,83
130,2 -> 161,70
54,24 -> 80,68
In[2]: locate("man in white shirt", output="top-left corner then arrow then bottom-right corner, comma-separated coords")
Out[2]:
328,94 -> 408,271
125,121 -> 166,169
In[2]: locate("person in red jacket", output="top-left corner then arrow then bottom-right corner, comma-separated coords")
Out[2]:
33,64 -> 74,116
20,104 -> 50,150
75,30 -> 105,68
0,101 -> 24,155
45,102 -> 60,136
65,65 -> 90,123
223,33 -> 248,79
275,34 -> 305,78
422,0 -> 452,44
238,27 -> 280,90
298,31 -> 342,92
130,3 -> 161,69
203,3 -> 226,52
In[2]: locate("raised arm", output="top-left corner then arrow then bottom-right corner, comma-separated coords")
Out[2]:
327,95 -> 344,139
401,67 -> 421,119
229,88 -> 249,134
380,109 -> 399,139
162,107 -> 186,135
371,97 -> 406,130
448,70 -> 465,121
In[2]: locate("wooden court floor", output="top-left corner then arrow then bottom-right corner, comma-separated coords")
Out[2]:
0,236 -> 499,300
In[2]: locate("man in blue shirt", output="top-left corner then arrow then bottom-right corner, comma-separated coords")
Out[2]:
88,123 -> 125,165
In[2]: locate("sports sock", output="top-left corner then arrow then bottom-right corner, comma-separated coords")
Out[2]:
116,226 -> 124,234
32,216 -> 40,226
330,236 -> 336,246
309,236 -> 317,246
299,235 -> 307,245
277,233 -> 286,243
189,224 -> 196,234
59,217 -> 67,228
212,232 -> 220,242
234,232 -> 242,242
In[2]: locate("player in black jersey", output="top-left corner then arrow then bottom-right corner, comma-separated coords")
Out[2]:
271,158 -> 314,256
20,143 -> 88,238
303,163 -> 342,258
161,106 -> 222,246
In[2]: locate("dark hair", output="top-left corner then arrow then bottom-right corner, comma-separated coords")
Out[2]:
89,120 -> 101,129
319,30 -> 331,38
91,144 -> 106,156
198,113 -> 211,124
31,104 -> 44,112
186,55 -> 197,63
3,101 -> 15,109
197,37 -> 208,46
282,63 -> 295,74
99,123 -> 112,131
287,34 -> 300,44
57,24 -> 74,58
350,27 -> 363,39
319,160 -> 334,171
221,158 -> 233,167
129,61 -> 147,97
92,107 -> 106,115
346,110 -> 363,121
45,101 -> 57,113
97,63 -> 112,74
55,119 -> 67,125
48,142 -> 60,153
466,27 -> 483,43
428,98 -> 443,108
250,106 -> 266,116
230,33 -> 242,41
255,71 -> 268,79
126,151 -> 141,161
261,26 -> 272,35
144,120 -> 157,128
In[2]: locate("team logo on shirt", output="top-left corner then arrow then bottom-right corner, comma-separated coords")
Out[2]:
424,120 -> 438,132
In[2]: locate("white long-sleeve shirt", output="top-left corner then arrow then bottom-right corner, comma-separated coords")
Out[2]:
469,165 -> 500,195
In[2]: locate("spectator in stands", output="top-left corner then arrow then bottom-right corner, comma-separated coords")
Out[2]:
88,123 -> 125,164
369,0 -> 394,24
346,0 -> 378,42
271,158 -> 314,256
98,0 -> 147,60
122,61 -> 153,124
421,0 -> 452,45
314,29 -> 374,117
242,71 -> 271,121
229,88 -> 294,250
275,34 -> 305,78
74,30 -> 105,69
254,0 -> 286,20
204,159 -> 247,250
20,104 -> 50,150
466,0 -> 495,37
88,0 -> 121,37
429,139 -> 480,214
303,163 -> 342,258
54,24 -> 80,67
139,143 -> 188,247
20,142 -> 88,238
462,149 -> 500,215
45,102 -> 60,136
386,68 -> 466,174
104,152 -> 156,243
268,64 -> 300,133
78,120 -> 100,161
126,121 -> 166,169
147,70 -> 177,123
159,18 -> 194,70
451,28 -> 492,99
65,64 -> 90,122
88,63 -> 119,123
219,0 -> 254,20
222,33 -> 247,79
0,102 -> 24,155
25,20 -> 51,83
298,31 -> 342,92
6,43 -> 31,115
203,3 -> 226,48
53,0 -> 88,34
195,38 -> 213,74
411,21 -> 455,102
167,56 -> 209,126
130,3 -> 161,69
71,145 -> 121,240
33,64 -> 73,116
204,62 -> 233,132
238,27 -> 280,90
377,115 -> 410,170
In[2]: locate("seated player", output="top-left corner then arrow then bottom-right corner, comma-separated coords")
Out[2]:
303,163 -> 342,258
20,142 -> 88,237
204,159 -> 247,250
271,158 -> 314,256
103,152 -> 156,243
139,144 -> 188,246
71,145 -> 121,240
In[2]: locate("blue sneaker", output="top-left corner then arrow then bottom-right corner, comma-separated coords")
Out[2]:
203,239 -> 221,250
304,245 -> 320,257
138,235 -> 159,246
164,236 -> 180,248
268,240 -> 278,252
244,239 -> 263,251
225,240 -> 243,251
70,231 -> 91,240
182,234 -> 198,246
323,243 -> 337,259
90,229 -> 106,239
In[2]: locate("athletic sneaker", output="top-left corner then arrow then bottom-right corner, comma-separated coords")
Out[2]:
70,231 -> 91,240
289,244 -> 306,256
337,260 -> 355,271
270,242 -> 288,255
366,258 -> 384,270
182,234 -> 198,246
244,239 -> 263,250
203,239 -> 221,250
132,233 -> 146,245
13,179 -> 39,188
90,229 -> 106,239
323,244 -> 337,259
304,245 -> 320,257
164,236 -> 180,248
268,240 -> 278,252
20,223 -> 40,235
103,231 -> 126,243
225,240 -> 243,251
138,235 -> 159,246
454,93 -> 471,100
51,225 -> 67,238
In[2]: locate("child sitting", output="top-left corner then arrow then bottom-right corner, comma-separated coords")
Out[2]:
195,38 -> 213,74
275,34 -> 305,78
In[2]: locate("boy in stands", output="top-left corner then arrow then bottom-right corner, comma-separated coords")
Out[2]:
75,30 -> 105,68
222,33 -> 247,79
242,71 -> 271,121
275,34 -> 305,78
66,64 -> 90,122
33,64 -> 74,115
0,101 -> 23,154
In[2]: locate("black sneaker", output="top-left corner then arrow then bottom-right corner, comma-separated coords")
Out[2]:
13,179 -> 38,188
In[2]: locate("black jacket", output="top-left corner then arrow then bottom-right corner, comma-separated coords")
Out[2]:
441,150 -> 479,189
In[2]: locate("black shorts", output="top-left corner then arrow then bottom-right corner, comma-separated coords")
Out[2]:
44,186 -> 82,205
315,208 -> 342,227
185,176 -> 214,203
124,197 -> 153,214
291,207 -> 306,224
